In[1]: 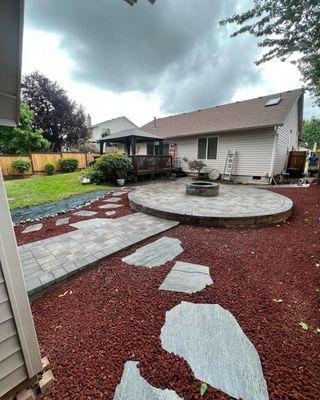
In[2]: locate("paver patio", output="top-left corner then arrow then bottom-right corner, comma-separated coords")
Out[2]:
19,213 -> 179,295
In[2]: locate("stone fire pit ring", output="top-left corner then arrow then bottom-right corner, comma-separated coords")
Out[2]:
186,181 -> 219,197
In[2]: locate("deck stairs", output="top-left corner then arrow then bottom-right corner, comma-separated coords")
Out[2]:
222,150 -> 237,181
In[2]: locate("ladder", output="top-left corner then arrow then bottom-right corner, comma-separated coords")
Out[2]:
223,150 -> 237,181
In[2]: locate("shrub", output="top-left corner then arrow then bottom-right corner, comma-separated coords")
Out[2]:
188,159 -> 206,176
82,166 -> 105,184
60,158 -> 79,173
89,153 -> 131,184
45,162 -> 55,175
12,160 -> 31,174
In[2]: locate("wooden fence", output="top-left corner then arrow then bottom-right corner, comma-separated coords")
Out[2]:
0,152 -> 101,177
287,151 -> 307,175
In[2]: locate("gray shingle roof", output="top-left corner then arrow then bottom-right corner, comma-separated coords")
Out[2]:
141,89 -> 303,138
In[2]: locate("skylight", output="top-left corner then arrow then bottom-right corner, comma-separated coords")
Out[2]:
265,97 -> 282,107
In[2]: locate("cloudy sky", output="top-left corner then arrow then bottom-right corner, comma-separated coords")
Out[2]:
22,0 -> 319,126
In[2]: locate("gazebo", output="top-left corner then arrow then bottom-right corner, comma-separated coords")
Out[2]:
94,128 -> 172,180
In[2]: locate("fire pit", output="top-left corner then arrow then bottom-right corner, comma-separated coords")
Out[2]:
186,181 -> 219,197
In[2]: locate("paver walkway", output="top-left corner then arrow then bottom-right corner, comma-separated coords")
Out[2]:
19,213 -> 179,296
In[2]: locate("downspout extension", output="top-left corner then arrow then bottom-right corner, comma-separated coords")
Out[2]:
269,128 -> 278,183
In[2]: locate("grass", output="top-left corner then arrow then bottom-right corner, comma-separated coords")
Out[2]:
5,172 -> 112,209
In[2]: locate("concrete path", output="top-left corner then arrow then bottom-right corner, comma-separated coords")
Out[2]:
19,213 -> 179,296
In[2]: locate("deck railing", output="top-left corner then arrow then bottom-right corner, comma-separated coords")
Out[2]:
129,155 -> 172,177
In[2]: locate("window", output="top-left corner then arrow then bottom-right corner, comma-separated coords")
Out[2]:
147,142 -> 154,155
198,138 -> 207,159
197,137 -> 218,160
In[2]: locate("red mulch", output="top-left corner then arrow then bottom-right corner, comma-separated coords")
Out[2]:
15,192 -> 134,246
31,184 -> 320,400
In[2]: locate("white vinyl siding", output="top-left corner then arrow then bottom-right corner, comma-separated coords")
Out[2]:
273,101 -> 299,175
172,129 -> 275,178
0,264 -> 28,398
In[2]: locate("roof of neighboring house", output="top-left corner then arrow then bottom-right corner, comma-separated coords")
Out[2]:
95,128 -> 163,142
141,89 -> 304,138
90,116 -> 138,129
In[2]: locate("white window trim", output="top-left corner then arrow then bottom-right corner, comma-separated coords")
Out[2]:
197,136 -> 219,160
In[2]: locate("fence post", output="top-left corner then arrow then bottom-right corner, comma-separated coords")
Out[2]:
29,153 -> 34,174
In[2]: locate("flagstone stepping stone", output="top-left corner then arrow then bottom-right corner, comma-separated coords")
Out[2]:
112,190 -> 130,196
114,361 -> 182,400
122,237 -> 183,268
159,261 -> 212,293
73,210 -> 97,217
55,217 -> 70,226
98,204 -> 123,209
105,211 -> 116,216
70,218 -> 112,230
22,223 -> 43,233
103,197 -> 121,203
161,302 -> 269,400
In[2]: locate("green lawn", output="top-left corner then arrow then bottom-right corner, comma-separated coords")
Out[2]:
5,172 -> 112,209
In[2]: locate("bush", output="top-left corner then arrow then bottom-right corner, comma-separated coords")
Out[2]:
12,160 -> 31,174
188,159 -> 206,175
45,162 -> 55,175
82,166 -> 105,184
89,153 -> 131,184
60,158 -> 79,173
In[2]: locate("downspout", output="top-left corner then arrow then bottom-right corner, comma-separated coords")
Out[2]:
269,127 -> 278,182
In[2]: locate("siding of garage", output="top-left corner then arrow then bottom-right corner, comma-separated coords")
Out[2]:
0,168 -> 42,399
273,101 -> 299,175
0,263 -> 28,398
172,128 -> 275,180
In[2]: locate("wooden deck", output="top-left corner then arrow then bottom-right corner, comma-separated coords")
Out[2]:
129,155 -> 172,180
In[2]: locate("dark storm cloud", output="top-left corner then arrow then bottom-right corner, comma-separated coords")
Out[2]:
25,0 -> 261,114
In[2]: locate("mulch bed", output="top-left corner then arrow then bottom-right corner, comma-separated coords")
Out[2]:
14,191 -> 135,246
31,184 -> 320,399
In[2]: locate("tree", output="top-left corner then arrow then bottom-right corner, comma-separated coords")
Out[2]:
22,72 -> 90,151
303,118 -> 320,148
0,103 -> 50,154
220,1 -> 320,106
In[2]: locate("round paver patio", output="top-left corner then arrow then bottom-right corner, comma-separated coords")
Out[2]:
129,179 -> 293,227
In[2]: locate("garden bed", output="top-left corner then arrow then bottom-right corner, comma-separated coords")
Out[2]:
30,184 -> 320,399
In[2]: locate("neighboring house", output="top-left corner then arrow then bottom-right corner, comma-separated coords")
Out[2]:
89,116 -> 138,153
142,89 -> 304,184
0,1 -> 43,399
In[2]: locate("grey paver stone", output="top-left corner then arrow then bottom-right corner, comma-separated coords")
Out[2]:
22,224 -> 43,233
161,302 -> 269,400
73,210 -> 97,217
159,261 -> 212,293
114,361 -> 182,400
105,211 -> 116,216
122,237 -> 183,268
55,217 -> 70,226
98,204 -> 123,209
70,218 -> 111,230
103,197 -> 121,203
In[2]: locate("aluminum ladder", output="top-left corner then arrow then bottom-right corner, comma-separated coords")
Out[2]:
223,150 -> 237,181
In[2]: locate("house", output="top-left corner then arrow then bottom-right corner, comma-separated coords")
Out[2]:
89,116 -> 138,152
0,1 -> 43,399
142,89 -> 304,184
